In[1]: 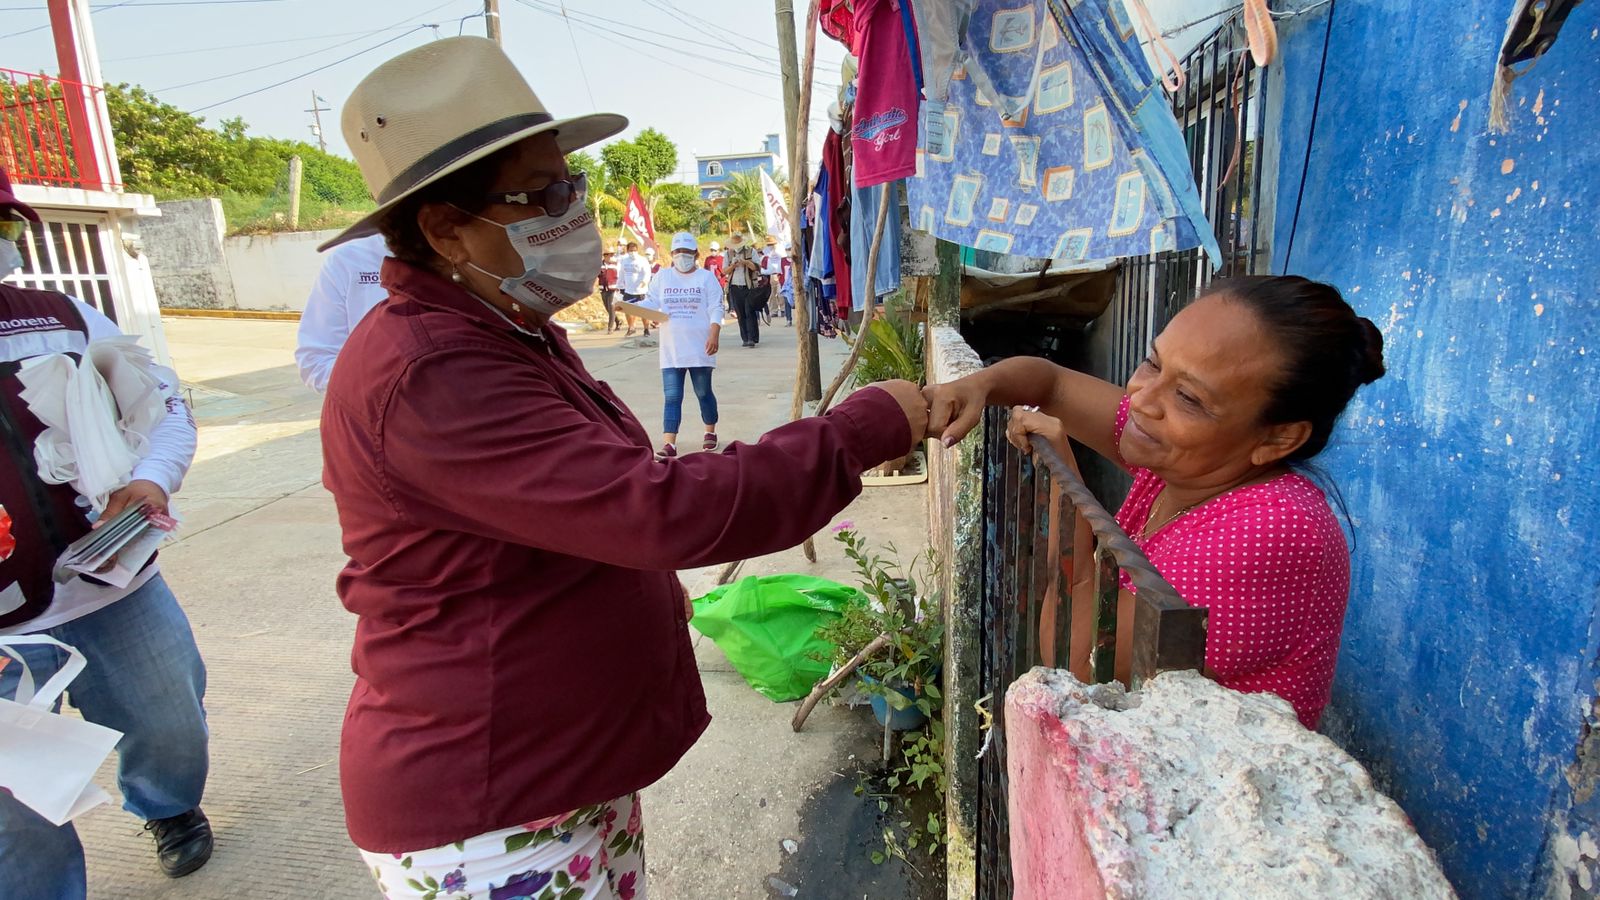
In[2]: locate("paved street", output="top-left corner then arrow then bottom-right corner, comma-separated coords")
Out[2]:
69,315 -> 931,899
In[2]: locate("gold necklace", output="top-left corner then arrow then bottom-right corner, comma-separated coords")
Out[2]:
1143,492 -> 1199,538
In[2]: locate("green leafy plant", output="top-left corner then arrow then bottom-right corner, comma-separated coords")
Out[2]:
850,297 -> 926,389
816,526 -> 947,863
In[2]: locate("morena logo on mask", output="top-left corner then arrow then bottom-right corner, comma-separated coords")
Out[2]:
516,210 -> 595,248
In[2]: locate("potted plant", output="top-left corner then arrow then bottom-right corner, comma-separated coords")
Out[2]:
813,524 -> 942,731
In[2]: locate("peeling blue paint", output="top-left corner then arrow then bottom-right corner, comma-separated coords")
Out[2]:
1267,2 -> 1599,897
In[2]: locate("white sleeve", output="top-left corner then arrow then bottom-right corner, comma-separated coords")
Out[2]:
704,273 -> 723,327
637,274 -> 663,311
294,250 -> 355,392
71,298 -> 197,497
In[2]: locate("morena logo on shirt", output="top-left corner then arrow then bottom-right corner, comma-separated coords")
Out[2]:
358,272 -> 380,285
0,315 -> 63,335
853,108 -> 909,150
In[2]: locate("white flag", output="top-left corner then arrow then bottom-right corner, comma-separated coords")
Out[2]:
759,168 -> 791,247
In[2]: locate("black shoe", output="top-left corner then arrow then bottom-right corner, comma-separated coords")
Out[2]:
146,808 -> 213,878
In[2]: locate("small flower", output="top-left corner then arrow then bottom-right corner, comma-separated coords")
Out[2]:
568,855 -> 593,882
625,800 -> 642,837
600,807 -> 619,839
441,868 -> 467,894
618,871 -> 638,900
521,813 -> 566,832
489,870 -> 551,900
831,520 -> 855,533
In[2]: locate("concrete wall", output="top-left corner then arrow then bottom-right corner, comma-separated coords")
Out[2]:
137,198 -> 236,310
926,324 -> 986,900
1006,668 -> 1455,899
1264,3 -> 1600,897
223,228 -> 342,313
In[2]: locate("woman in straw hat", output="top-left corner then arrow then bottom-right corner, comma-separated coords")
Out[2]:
317,38 -> 928,899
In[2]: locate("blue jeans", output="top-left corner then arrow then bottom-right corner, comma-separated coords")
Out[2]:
0,574 -> 209,900
662,367 -> 718,436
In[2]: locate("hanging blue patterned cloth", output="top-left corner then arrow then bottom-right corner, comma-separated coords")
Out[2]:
907,0 -> 1221,266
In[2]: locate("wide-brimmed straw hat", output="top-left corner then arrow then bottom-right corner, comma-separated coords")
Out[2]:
320,36 -> 626,251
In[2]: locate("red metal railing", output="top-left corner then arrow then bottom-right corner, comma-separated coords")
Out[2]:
0,68 -> 115,192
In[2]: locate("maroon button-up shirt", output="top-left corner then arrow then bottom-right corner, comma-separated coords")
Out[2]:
321,259 -> 912,852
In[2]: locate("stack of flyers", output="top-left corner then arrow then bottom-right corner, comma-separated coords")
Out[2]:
53,504 -> 179,589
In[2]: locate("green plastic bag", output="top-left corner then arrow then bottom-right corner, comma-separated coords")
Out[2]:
691,574 -> 866,702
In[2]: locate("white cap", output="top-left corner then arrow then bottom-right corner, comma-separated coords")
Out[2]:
670,231 -> 697,252
709,240 -> 721,251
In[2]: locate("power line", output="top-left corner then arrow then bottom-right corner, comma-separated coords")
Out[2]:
0,0 -> 287,7
157,0 -> 459,95
189,24 -> 431,113
106,25 -> 419,62
557,1 -> 597,108
0,0 -> 140,40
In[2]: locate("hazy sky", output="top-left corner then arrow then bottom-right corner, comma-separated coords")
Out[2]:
1,0 -> 1228,183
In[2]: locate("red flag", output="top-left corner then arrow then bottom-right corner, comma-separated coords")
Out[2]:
622,185 -> 656,248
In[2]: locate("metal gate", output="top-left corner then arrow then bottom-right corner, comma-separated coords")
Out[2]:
9,214 -> 119,323
972,18 -> 1275,898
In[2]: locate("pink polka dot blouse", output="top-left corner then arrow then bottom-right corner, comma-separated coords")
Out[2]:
1112,397 -> 1351,728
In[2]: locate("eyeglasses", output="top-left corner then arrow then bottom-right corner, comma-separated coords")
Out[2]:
483,172 -> 587,217
0,219 -> 26,243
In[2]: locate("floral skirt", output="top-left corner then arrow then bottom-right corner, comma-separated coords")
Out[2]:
361,793 -> 645,900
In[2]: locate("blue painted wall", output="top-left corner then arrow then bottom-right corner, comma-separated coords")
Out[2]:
1267,2 -> 1600,897
697,154 -> 777,199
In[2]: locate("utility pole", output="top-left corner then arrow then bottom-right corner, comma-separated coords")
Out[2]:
287,155 -> 303,230
305,90 -> 331,154
775,0 -> 821,402
485,0 -> 502,44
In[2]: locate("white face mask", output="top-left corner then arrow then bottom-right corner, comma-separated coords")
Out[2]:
0,239 -> 22,280
672,253 -> 696,273
460,205 -> 603,317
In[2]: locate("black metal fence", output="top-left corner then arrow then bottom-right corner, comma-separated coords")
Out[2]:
972,19 -> 1276,899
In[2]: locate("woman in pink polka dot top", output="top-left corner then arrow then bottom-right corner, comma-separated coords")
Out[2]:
925,276 -> 1387,728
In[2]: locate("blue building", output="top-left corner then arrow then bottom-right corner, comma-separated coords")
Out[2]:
696,134 -> 781,200
1264,2 -> 1598,897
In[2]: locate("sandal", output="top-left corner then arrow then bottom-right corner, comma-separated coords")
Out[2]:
702,432 -> 719,451
655,442 -> 677,461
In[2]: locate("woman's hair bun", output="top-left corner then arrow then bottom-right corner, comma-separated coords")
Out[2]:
1355,317 -> 1386,386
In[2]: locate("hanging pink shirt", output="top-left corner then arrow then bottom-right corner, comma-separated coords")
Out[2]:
850,0 -> 920,187
1111,398 -> 1351,728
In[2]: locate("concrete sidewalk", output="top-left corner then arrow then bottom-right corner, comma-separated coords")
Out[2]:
70,315 -> 931,899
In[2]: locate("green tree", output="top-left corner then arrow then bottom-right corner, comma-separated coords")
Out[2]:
715,169 -> 768,238
104,83 -> 232,197
599,127 -> 678,190
650,181 -> 705,234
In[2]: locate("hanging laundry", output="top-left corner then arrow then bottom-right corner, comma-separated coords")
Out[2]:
908,0 -> 971,107
821,127 -> 854,317
907,0 -> 1221,266
819,0 -> 856,47
850,0 -> 922,188
850,180 -> 903,311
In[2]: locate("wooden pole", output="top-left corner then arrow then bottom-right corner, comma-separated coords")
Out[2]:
814,182 -> 894,415
776,0 -> 822,406
792,632 -> 894,732
485,0 -> 502,44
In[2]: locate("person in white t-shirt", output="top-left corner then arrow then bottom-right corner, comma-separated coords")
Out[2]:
638,232 -> 722,460
294,233 -> 391,392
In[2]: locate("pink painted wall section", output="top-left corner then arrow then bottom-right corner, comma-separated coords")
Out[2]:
1006,673 -> 1110,900
1004,668 -> 1457,899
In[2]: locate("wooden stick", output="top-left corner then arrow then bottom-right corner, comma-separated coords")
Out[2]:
815,181 -> 894,415
715,558 -> 744,586
786,0 -> 824,420
792,631 -> 894,732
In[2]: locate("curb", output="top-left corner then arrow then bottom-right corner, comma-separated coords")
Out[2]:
161,308 -> 301,321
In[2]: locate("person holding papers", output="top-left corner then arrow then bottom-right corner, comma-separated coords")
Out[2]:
0,169 -> 213,894
637,232 -> 723,460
